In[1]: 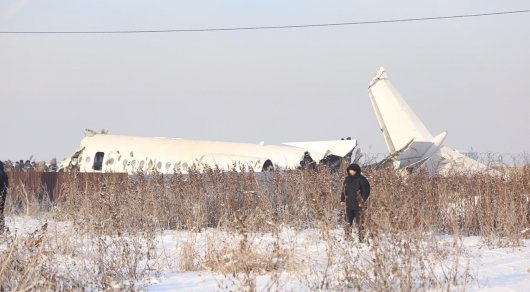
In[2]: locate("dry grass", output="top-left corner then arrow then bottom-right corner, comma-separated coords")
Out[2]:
1,159 -> 528,290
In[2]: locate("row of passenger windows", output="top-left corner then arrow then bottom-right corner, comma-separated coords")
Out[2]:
89,152 -> 189,172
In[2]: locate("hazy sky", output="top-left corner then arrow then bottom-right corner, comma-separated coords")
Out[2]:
1,0 -> 529,162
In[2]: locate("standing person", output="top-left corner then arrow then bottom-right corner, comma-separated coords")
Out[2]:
48,158 -> 59,172
36,161 -> 48,172
0,161 -> 9,232
2,161 -> 13,172
340,163 -> 370,241
24,160 -> 33,172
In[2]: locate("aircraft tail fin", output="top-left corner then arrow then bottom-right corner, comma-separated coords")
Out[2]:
368,68 -> 501,176
368,67 -> 434,155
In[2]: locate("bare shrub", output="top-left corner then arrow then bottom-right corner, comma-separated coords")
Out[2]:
204,208 -> 294,291
177,232 -> 200,272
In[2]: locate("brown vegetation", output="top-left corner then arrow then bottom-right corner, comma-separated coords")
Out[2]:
0,162 -> 528,290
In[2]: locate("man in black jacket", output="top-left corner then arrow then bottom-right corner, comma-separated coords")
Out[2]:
0,161 -> 9,232
340,163 -> 370,241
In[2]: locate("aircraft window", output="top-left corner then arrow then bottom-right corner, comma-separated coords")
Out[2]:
139,160 -> 145,169
148,160 -> 154,169
131,160 -> 137,168
156,161 -> 162,169
165,162 -> 171,170
85,157 -> 91,164
173,162 -> 181,171
93,152 -> 104,171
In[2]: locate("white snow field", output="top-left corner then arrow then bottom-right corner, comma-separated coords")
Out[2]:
2,216 -> 529,291
147,232 -> 530,291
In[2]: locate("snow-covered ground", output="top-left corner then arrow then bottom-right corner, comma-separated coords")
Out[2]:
2,216 -> 529,291
147,231 -> 530,291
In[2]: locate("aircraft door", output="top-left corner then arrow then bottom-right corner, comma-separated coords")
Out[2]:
93,152 -> 105,171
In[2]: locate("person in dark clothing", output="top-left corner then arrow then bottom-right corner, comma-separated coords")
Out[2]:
262,159 -> 274,172
340,163 -> 370,241
0,161 -> 9,232
49,158 -> 59,172
24,160 -> 33,172
299,152 -> 316,170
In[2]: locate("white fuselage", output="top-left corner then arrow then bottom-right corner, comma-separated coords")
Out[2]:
61,134 -> 357,174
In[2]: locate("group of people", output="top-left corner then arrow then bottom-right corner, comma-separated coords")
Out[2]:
1,158 -> 60,233
1,158 -> 59,173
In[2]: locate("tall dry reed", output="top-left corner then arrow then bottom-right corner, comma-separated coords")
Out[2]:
0,158 -> 528,290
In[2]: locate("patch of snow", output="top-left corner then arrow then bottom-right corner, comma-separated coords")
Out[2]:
2,216 -> 529,291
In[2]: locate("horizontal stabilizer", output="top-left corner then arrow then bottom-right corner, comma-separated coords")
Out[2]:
438,146 -> 501,176
395,131 -> 447,168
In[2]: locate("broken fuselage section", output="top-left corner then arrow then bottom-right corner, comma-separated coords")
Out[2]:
60,134 -> 357,174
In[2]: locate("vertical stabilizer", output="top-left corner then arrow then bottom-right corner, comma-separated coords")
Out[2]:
368,67 -> 433,154
368,67 -> 500,176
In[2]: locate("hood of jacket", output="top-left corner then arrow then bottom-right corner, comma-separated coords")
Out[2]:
346,163 -> 361,176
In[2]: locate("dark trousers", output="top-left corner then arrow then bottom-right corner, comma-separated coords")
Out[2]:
344,207 -> 364,241
345,207 -> 361,226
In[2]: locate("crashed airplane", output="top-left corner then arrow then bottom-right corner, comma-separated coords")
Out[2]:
60,132 -> 357,174
59,68 -> 495,176
368,67 -> 498,175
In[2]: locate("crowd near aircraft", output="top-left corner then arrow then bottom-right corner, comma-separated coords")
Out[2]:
60,67 -> 497,175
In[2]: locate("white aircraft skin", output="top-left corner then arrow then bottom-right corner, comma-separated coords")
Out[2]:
60,133 -> 357,174
368,67 -> 498,175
